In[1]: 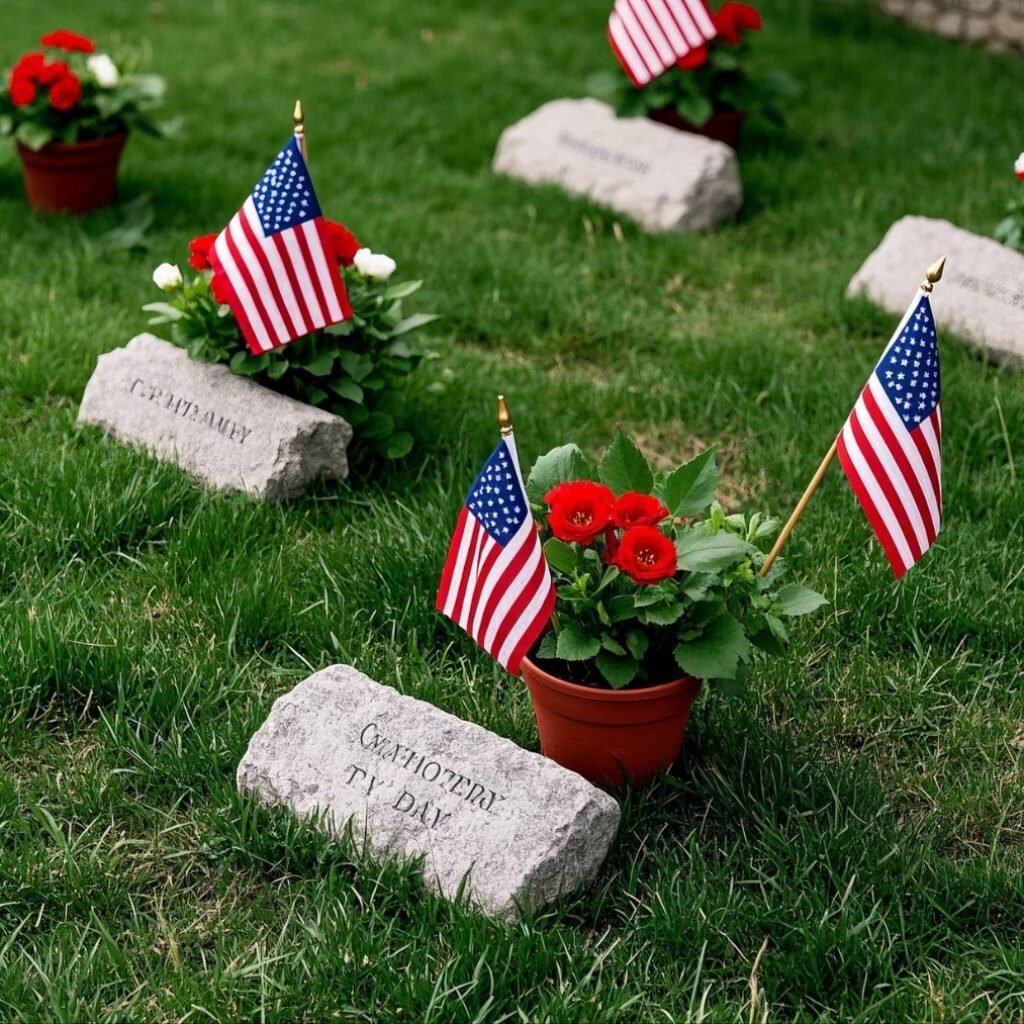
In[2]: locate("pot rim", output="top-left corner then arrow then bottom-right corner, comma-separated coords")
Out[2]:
16,131 -> 128,156
521,654 -> 701,703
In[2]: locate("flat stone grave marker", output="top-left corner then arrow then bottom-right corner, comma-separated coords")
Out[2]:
78,334 -> 352,500
237,665 -> 621,919
493,98 -> 742,234
848,215 -> 1024,367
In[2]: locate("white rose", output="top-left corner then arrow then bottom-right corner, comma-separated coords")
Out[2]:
1016,152 -> 1024,179
87,54 -> 120,89
152,263 -> 183,291
353,247 -> 397,282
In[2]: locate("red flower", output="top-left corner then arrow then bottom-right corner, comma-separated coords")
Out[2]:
611,492 -> 670,529
324,219 -> 360,267
677,46 -> 708,70
36,60 -> 70,86
9,77 -> 36,107
188,233 -> 218,271
544,480 -> 616,545
40,30 -> 96,54
613,526 -> 678,585
48,71 -> 81,111
11,52 -> 46,81
210,272 -> 232,305
713,2 -> 762,45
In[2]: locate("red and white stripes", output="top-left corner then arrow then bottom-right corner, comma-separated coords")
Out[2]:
608,0 -> 718,87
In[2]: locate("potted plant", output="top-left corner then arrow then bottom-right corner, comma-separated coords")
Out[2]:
143,224 -> 438,461
588,2 -> 797,150
1,29 -> 171,214
520,432 -> 827,785
994,153 -> 1024,253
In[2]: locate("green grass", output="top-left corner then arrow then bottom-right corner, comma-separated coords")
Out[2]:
2,0 -> 1024,1019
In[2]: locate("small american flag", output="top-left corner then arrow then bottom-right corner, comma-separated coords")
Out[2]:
838,292 -> 942,578
437,436 -> 555,674
209,137 -> 352,356
608,0 -> 718,87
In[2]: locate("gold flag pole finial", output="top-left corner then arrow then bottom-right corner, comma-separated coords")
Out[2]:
921,257 -> 946,293
293,99 -> 308,164
497,395 -> 513,437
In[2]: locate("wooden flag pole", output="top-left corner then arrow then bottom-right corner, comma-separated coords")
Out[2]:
758,257 -> 947,578
497,395 -> 513,436
293,99 -> 308,164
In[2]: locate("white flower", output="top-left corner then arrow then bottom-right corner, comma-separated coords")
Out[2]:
87,54 -> 120,89
1015,152 -> 1024,179
353,247 -> 397,282
152,263 -> 183,291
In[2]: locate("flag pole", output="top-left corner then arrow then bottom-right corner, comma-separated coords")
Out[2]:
497,395 -> 513,437
293,99 -> 308,164
758,257 -> 947,578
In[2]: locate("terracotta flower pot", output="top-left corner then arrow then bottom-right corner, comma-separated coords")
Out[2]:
521,656 -> 702,787
16,132 -> 127,215
647,108 -> 747,150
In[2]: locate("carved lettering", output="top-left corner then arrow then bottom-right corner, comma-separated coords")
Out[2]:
557,131 -> 651,176
393,790 -> 416,813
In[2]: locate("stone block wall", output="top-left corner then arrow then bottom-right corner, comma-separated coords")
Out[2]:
880,0 -> 1024,50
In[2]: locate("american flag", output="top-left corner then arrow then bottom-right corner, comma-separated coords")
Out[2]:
608,0 -> 718,87
837,292 -> 942,579
209,137 -> 352,356
436,436 -> 555,674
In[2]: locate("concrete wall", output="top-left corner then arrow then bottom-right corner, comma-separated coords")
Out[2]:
880,0 -> 1024,50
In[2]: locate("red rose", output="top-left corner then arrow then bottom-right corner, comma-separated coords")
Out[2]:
9,77 -> 36,106
40,30 -> 96,53
188,233 -> 218,271
613,526 -> 678,585
36,60 -> 70,86
48,71 -> 81,111
210,272 -> 232,305
611,492 -> 670,529
11,52 -> 46,81
544,480 -> 615,545
713,2 -> 762,45
325,219 -> 360,267
677,46 -> 708,70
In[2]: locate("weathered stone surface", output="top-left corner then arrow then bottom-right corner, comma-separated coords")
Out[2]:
493,98 -> 741,233
878,0 -> 1024,49
237,665 -> 621,919
848,216 -> 1024,367
78,334 -> 352,500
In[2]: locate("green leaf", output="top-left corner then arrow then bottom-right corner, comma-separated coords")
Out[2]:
141,302 -> 183,324
675,531 -> 752,573
324,320 -> 356,337
339,351 -> 373,381
543,537 -> 578,576
392,312 -> 440,336
15,122 -> 54,151
382,280 -> 423,300
229,351 -> 269,375
600,431 -> 654,495
526,444 -> 598,504
265,358 -> 289,381
606,594 -> 639,623
595,652 -> 639,689
556,623 -> 601,662
600,633 -> 627,656
775,584 -> 829,617
663,449 -> 718,518
640,603 -> 687,625
674,615 -> 750,680
624,630 -> 649,661
384,431 -> 414,459
302,350 -> 336,376
537,633 -> 558,660
362,411 -> 394,439
674,94 -> 715,127
331,379 -> 364,403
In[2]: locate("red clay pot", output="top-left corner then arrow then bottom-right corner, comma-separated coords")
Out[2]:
16,132 -> 127,215
521,656 -> 702,787
647,108 -> 747,150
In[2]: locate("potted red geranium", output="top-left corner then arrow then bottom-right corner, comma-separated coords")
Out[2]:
1,29 -> 171,214
521,433 -> 826,785
588,2 -> 797,149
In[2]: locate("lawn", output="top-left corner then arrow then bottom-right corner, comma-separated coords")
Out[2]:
2,0 -> 1024,1020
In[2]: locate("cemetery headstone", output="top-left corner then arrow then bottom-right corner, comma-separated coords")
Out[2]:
848,215 -> 1024,367
78,333 -> 353,500
493,98 -> 742,234
237,664 -> 621,919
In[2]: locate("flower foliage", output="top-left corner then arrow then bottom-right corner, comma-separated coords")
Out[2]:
526,433 -> 828,691
142,225 -> 438,461
0,30 -> 172,151
994,152 -> 1024,254
588,2 -> 798,131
